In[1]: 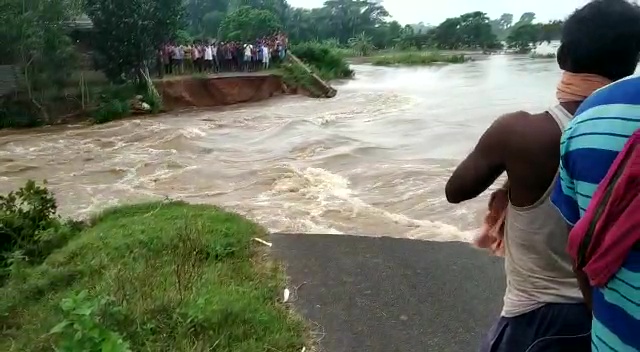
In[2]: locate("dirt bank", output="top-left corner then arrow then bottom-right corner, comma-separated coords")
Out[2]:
156,73 -> 287,110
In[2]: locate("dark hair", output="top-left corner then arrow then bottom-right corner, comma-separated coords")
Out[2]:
558,0 -> 640,81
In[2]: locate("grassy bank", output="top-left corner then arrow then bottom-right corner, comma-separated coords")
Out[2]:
530,52 -> 556,59
290,42 -> 354,81
370,52 -> 467,66
0,182 -> 306,351
0,78 -> 162,129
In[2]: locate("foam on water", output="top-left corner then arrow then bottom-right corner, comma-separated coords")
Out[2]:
0,56 -> 563,241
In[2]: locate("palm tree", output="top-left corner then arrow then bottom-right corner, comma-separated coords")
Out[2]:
348,32 -> 375,56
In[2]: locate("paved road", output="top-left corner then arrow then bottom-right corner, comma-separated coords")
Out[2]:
270,233 -> 505,352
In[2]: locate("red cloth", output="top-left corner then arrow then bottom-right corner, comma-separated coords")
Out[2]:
567,130 -> 640,287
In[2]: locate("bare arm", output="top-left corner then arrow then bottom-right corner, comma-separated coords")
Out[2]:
445,115 -> 511,204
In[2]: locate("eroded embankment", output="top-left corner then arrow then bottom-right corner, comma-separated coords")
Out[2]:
155,74 -> 287,110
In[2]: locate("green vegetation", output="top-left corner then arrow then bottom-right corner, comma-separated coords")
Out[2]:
371,52 -> 467,66
219,6 -> 282,42
0,0 -> 81,128
505,20 -> 563,53
86,0 -> 184,83
91,80 -> 162,124
0,181 -> 84,272
290,42 -> 354,80
348,32 -> 376,57
279,42 -> 352,97
1,0 -> 172,129
1,0 -> 568,129
530,52 -> 557,59
0,181 -> 307,351
187,1 -> 563,55
280,63 -> 324,97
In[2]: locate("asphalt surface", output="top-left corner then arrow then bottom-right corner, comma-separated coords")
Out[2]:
270,233 -> 506,352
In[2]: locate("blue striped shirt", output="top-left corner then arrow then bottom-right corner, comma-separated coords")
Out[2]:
551,74 -> 640,351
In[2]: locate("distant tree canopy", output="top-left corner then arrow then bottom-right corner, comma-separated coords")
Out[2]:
86,0 -> 184,81
0,0 -> 81,119
506,21 -> 564,53
219,6 -> 282,42
5,0 -> 567,88
181,1 -> 565,52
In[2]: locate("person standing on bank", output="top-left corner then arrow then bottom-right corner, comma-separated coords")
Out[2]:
445,0 -> 640,351
550,2 -> 640,350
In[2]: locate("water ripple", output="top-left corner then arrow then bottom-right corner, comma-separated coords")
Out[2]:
0,55 -> 561,240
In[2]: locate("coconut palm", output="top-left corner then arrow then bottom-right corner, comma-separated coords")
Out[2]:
348,32 -> 375,56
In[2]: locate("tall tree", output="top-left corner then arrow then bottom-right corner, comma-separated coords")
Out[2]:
202,11 -> 226,38
430,17 -> 463,49
0,0 -> 80,120
513,12 -> 536,28
539,20 -> 563,43
86,0 -> 185,81
323,0 -> 389,43
458,11 -> 498,49
506,23 -> 540,52
490,13 -> 513,40
219,6 -> 282,42
186,0 -> 228,35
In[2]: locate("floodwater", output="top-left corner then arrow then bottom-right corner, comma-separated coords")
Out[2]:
0,55 -> 562,241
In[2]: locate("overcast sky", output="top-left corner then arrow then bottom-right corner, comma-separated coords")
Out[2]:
286,0 -> 593,25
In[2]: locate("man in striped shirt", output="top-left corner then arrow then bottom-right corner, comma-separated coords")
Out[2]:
552,74 -> 640,350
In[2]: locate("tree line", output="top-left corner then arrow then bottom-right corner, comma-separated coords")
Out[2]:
0,0 -> 565,127
185,1 -> 564,52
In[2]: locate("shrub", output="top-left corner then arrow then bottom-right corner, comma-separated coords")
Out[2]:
530,52 -> 556,59
49,290 -> 131,352
92,99 -> 131,124
90,81 -> 162,123
280,63 -> 323,97
0,180 -> 81,270
290,42 -> 354,80
0,98 -> 44,129
371,52 -> 466,66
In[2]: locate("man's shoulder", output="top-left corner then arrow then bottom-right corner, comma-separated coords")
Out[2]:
561,75 -> 640,180
482,111 -> 548,151
567,75 -> 640,139
495,110 -> 553,133
577,75 -> 640,115
494,110 -> 534,125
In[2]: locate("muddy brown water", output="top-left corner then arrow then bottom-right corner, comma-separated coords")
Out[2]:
0,55 -> 561,241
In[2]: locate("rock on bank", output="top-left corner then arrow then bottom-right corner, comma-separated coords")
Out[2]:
155,74 -> 286,110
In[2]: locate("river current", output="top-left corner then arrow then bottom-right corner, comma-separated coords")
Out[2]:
0,55 -> 561,241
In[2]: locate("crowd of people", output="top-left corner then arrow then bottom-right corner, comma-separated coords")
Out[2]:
156,33 -> 288,78
446,0 -> 640,351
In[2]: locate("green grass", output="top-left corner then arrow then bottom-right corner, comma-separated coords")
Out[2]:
0,201 -> 306,352
290,42 -> 354,80
371,52 -> 467,66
